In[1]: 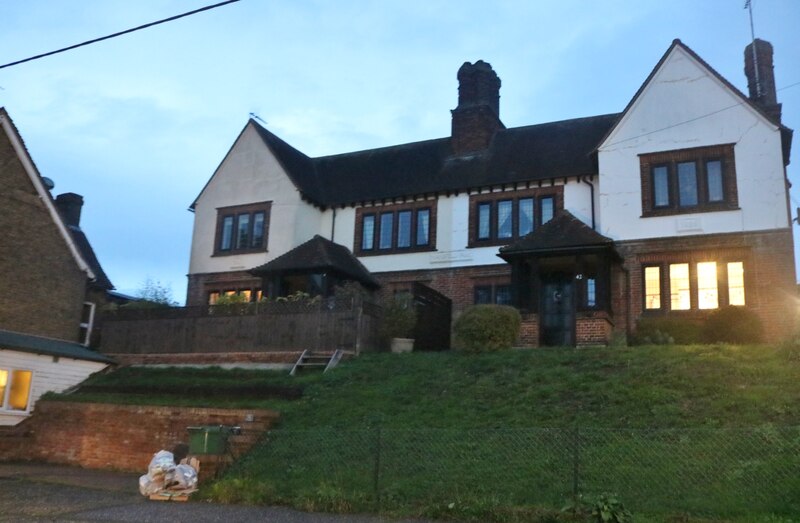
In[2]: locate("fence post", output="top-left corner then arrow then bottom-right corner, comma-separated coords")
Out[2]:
373,424 -> 382,509
572,426 -> 580,498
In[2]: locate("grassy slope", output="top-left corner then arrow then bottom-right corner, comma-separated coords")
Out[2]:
67,344 -> 800,428
60,345 -> 800,521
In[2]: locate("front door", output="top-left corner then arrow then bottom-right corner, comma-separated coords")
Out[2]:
540,276 -> 575,346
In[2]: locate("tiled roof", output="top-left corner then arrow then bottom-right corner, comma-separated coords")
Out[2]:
66,225 -> 114,291
498,210 -> 615,257
250,235 -> 380,289
0,329 -> 115,364
252,112 -> 620,208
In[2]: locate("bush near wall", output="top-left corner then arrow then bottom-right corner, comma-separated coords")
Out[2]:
633,316 -> 704,345
453,305 -> 521,352
702,306 -> 764,344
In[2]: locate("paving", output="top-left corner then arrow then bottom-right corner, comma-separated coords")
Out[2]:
0,462 -> 434,523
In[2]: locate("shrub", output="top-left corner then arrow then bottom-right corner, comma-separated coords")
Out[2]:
453,305 -> 521,353
702,306 -> 763,344
633,316 -> 703,345
378,296 -> 418,348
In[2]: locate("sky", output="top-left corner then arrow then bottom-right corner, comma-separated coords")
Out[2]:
1,0 -> 798,304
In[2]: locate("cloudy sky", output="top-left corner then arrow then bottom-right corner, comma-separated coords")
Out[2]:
1,0 -> 798,303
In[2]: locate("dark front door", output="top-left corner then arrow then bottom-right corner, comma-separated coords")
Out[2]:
540,276 -> 575,346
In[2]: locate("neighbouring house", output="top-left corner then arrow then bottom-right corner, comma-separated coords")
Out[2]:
0,108 -> 114,425
186,39 -> 795,347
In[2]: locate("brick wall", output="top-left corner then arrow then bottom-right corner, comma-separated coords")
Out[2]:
0,128 -> 86,341
186,271 -> 262,307
617,229 -> 797,342
576,313 -> 614,346
0,401 -> 279,481
518,314 -> 539,346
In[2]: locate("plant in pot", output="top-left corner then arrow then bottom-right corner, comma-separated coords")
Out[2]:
380,295 -> 417,353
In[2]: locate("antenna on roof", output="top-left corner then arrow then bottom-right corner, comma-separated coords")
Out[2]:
249,112 -> 267,125
744,0 -> 761,98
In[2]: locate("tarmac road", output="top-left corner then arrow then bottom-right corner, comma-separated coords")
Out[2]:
0,463 -> 434,523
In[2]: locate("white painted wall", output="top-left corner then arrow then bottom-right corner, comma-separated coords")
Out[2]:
189,123 -> 324,275
0,349 -> 107,426
597,45 -> 789,241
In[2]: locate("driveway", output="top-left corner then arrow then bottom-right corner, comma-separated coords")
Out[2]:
0,462 -> 434,523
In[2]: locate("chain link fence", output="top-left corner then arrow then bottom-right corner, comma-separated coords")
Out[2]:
228,426 -> 800,517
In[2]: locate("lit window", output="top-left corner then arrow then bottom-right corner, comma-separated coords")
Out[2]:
697,262 -> 718,309
669,263 -> 690,310
0,368 -> 33,412
645,266 -> 661,309
208,291 -> 220,305
728,262 -> 746,306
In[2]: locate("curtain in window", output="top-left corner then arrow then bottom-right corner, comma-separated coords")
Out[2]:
478,204 -> 491,239
728,262 -> 746,305
379,213 -> 394,249
541,197 -> 554,224
706,160 -> 724,202
697,262 -> 718,309
362,215 -> 375,250
497,200 -> 513,238
669,263 -> 691,310
678,162 -> 698,206
417,209 -> 430,246
518,198 -> 534,236
397,211 -> 412,248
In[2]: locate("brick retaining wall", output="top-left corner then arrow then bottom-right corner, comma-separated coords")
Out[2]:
0,401 -> 278,480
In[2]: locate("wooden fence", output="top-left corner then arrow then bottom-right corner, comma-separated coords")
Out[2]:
99,297 -> 381,355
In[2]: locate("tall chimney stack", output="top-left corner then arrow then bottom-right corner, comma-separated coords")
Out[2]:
451,60 -> 504,156
55,192 -> 84,228
744,38 -> 781,123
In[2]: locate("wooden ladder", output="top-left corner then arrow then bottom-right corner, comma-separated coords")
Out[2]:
290,349 -> 343,376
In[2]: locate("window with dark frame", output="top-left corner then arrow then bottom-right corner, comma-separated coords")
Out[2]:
641,260 -> 746,312
356,203 -> 435,255
474,283 -> 512,305
471,191 -> 559,246
215,202 -> 271,255
641,144 -> 737,217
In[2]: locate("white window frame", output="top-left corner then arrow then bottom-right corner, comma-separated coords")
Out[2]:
0,367 -> 34,414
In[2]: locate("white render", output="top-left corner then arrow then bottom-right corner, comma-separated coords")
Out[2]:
190,123 -> 323,276
597,45 -> 789,241
0,349 -> 107,426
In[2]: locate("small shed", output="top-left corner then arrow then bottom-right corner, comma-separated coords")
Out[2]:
0,329 -> 114,426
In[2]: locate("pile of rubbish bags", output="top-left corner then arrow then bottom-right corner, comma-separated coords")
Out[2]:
138,449 -> 198,497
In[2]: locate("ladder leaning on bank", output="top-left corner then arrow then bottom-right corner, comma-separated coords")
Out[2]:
289,349 -> 343,376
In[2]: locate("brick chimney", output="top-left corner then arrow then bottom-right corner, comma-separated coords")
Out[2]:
744,38 -> 781,123
55,192 -> 83,227
451,60 -> 504,156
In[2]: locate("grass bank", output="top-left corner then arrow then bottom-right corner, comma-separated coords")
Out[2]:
57,343 -> 800,521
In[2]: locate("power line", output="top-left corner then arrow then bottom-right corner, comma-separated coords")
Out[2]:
604,80 -> 800,149
0,0 -> 240,71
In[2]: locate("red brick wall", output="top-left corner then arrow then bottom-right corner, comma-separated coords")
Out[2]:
0,127 -> 87,341
617,229 -> 796,342
518,314 -> 539,346
0,401 -> 278,478
576,313 -> 613,346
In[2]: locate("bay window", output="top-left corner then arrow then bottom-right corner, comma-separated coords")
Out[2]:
643,260 -> 746,312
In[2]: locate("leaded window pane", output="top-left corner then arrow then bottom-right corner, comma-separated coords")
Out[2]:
478,203 -> 491,240
728,262 -> 746,306
416,209 -> 430,246
644,266 -> 661,309
653,166 -> 669,207
362,215 -> 375,250
220,216 -> 234,250
397,211 -> 412,248
541,196 -> 554,224
379,213 -> 394,249
697,261 -> 718,309
252,212 -> 265,248
495,285 -> 512,305
678,162 -> 698,207
519,198 -> 534,236
236,214 -> 250,249
669,263 -> 691,310
497,200 -> 513,238
707,160 -> 723,202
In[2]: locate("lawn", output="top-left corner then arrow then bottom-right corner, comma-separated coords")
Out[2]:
57,343 -> 800,521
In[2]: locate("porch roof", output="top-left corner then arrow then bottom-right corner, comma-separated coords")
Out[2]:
250,235 -> 381,289
498,210 -> 616,259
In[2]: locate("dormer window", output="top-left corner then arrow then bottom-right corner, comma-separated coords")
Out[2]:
214,202 -> 271,256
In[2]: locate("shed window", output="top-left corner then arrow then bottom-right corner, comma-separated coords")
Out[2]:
0,368 -> 33,412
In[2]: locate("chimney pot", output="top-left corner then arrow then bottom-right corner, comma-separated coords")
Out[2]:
55,192 -> 84,228
744,38 -> 781,123
451,60 -> 504,156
